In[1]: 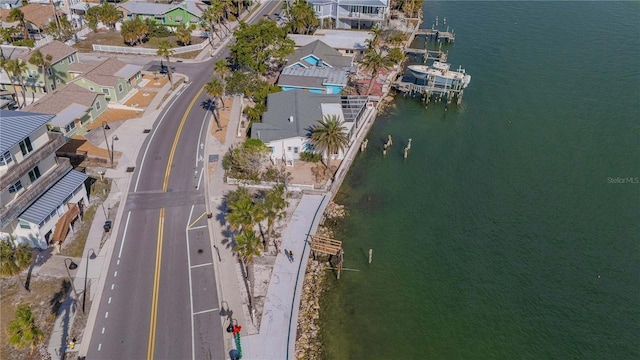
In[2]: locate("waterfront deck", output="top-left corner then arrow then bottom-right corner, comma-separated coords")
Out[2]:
415,28 -> 456,42
393,78 -> 465,106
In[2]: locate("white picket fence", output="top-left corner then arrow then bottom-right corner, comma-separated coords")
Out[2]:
92,41 -> 207,55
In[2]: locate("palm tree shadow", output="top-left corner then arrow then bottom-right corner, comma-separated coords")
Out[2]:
201,99 -> 222,130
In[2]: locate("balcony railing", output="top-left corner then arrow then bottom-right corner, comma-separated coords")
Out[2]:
0,132 -> 66,190
0,159 -> 72,229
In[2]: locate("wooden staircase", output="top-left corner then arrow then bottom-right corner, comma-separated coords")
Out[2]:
51,203 -> 80,244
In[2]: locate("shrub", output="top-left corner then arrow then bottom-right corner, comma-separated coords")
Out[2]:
300,151 -> 321,162
12,38 -> 34,48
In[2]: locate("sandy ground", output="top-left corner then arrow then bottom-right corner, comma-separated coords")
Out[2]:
85,109 -> 141,130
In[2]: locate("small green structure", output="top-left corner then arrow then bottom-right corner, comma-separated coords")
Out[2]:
118,1 -> 204,27
71,58 -> 143,103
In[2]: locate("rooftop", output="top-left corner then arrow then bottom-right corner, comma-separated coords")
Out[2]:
118,1 -> 205,17
0,109 -> 54,154
18,40 -> 76,64
0,3 -> 58,29
288,29 -> 372,51
285,40 -> 353,68
278,66 -> 350,90
23,83 -> 99,115
78,58 -> 142,87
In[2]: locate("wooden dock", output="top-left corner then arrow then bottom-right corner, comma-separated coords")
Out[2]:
404,48 -> 448,62
415,28 -> 455,42
393,79 -> 465,106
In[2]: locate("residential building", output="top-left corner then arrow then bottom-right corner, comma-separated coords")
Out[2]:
251,90 -> 368,165
284,39 -> 353,69
0,40 -> 78,94
0,3 -> 59,35
0,110 -> 88,248
118,1 -> 205,26
278,66 -> 350,94
288,29 -> 371,56
71,58 -> 143,103
305,0 -> 389,29
22,83 -> 108,137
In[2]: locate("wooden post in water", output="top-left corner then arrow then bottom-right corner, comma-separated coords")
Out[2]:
368,249 -> 373,264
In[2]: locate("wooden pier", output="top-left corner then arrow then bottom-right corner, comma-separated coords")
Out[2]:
393,79 -> 465,107
404,47 -> 448,62
415,28 -> 456,42
311,235 -> 344,279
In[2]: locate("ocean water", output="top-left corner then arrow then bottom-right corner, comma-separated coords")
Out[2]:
319,2 -> 640,359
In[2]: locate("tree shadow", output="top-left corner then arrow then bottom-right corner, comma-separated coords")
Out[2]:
49,279 -> 71,315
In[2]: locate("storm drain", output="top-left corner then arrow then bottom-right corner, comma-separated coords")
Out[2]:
143,129 -> 151,134
126,167 -> 135,173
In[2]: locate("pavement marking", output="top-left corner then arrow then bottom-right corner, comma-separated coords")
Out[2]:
147,208 -> 165,360
101,327 -> 105,334
117,259 -> 120,265
111,284 -> 114,290
195,94 -> 209,169
108,297 -> 111,304
98,343 -> 101,351
196,167 -> 204,190
185,205 -> 196,360
118,211 -> 132,259
187,211 -> 207,229
163,86 -> 205,192
188,225 -> 207,230
193,308 -> 219,316
134,82 -> 192,192
114,271 -> 118,278
105,312 -> 109,319
190,262 -> 213,269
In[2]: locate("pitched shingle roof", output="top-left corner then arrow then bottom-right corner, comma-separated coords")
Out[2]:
251,90 -> 341,143
19,40 -> 76,64
0,110 -> 54,154
78,58 -> 142,87
0,4 -> 58,29
119,1 -> 204,17
285,40 -> 353,68
23,83 -> 99,115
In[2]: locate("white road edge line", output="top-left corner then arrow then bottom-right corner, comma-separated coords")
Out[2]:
105,312 -> 109,319
134,82 -> 191,192
118,212 -> 132,259
186,204 -> 196,360
98,343 -> 101,351
113,271 -> 117,277
193,308 -> 219,316
108,297 -> 111,304
101,327 -> 105,334
188,225 -> 207,231
190,262 -> 213,269
110,284 -> 114,290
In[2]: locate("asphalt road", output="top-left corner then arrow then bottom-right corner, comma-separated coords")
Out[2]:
86,2 -> 284,358
87,56 -> 226,359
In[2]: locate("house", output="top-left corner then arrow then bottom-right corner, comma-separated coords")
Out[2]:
0,40 -> 78,94
118,1 -> 205,26
0,3 -> 60,34
251,90 -> 368,165
284,39 -> 353,69
22,83 -> 108,137
305,0 -> 389,29
71,58 -> 143,103
277,66 -> 350,94
0,110 -> 88,248
288,29 -> 372,56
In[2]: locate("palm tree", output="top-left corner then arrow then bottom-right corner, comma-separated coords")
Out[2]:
7,304 -> 43,353
7,8 -> 28,39
0,239 -> 33,290
28,50 -> 53,93
156,40 -> 175,85
205,77 -> 225,129
261,184 -> 288,251
175,23 -> 191,46
360,48 -> 395,95
214,59 -> 230,80
234,228 -> 261,310
49,0 -> 62,39
227,191 -> 263,233
309,114 -> 350,171
6,59 -> 28,108
283,0 -> 318,34
365,25 -> 383,50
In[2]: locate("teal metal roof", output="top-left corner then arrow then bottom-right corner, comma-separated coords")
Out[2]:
19,170 -> 87,225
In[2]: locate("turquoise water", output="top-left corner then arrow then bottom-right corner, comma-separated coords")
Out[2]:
320,2 -> 640,359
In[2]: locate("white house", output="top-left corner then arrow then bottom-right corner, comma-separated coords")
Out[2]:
305,0 -> 390,29
250,90 -> 369,166
0,109 -> 88,248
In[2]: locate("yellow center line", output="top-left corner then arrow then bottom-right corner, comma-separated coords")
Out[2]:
148,86 -> 205,359
147,208 -> 164,360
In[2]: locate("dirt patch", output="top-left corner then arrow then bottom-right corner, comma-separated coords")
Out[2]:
211,97 -> 232,143
140,74 -> 169,89
85,109 -> 141,130
0,275 -> 71,360
124,90 -> 157,108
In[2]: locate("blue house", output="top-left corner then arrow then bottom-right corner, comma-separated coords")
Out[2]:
284,40 -> 353,69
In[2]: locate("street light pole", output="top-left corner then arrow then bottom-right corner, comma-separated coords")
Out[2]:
63,258 -> 81,307
102,122 -> 111,166
82,249 -> 96,314
110,135 -> 118,168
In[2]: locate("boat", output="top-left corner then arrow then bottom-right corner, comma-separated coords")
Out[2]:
407,61 -> 471,89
